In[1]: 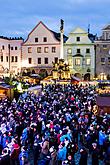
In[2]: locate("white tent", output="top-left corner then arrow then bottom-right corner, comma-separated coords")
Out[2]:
27,85 -> 42,95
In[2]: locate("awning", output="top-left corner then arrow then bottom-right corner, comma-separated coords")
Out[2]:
73,54 -> 83,57
71,75 -> 80,81
28,85 -> 42,91
29,74 -> 41,78
96,96 -> 110,107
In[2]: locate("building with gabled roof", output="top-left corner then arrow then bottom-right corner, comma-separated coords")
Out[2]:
21,21 -> 67,76
102,24 -> 110,31
64,27 -> 95,80
95,24 -> 110,80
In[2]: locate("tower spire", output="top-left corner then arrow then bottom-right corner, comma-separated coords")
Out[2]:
88,24 -> 90,33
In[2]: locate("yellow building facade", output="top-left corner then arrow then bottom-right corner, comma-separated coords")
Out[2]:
64,27 -> 95,80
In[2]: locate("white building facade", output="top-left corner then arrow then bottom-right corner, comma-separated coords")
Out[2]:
21,21 -> 62,75
0,37 -> 23,76
64,27 -> 95,80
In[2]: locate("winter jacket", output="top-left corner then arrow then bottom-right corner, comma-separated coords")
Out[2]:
57,146 -> 67,161
99,131 -> 107,146
19,151 -> 28,165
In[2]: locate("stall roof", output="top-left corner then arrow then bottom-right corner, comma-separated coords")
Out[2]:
96,96 -> 110,107
0,83 -> 13,89
71,76 -> 80,82
28,85 -> 42,91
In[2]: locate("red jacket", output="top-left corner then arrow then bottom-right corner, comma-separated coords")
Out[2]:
11,143 -> 20,159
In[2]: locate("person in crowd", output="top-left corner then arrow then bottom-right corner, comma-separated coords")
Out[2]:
79,148 -> 88,165
19,146 -> 28,165
0,148 -> 10,165
57,142 -> 67,164
0,83 -> 109,165
10,139 -> 20,165
91,143 -> 99,165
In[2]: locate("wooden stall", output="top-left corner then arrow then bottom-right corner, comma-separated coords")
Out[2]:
96,96 -> 110,114
0,84 -> 14,100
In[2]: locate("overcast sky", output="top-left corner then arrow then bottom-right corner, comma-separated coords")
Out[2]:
0,0 -> 110,39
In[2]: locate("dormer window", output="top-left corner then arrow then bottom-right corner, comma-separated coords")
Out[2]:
43,37 -> 47,42
35,38 -> 38,42
76,37 -> 80,42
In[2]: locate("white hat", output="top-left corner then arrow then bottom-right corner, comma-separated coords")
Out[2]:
92,143 -> 97,147
49,147 -> 54,153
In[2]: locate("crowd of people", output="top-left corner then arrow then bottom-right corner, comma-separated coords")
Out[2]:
0,84 -> 110,165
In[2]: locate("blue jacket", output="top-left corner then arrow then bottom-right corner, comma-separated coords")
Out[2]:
99,131 -> 107,146
57,146 -> 67,161
60,133 -> 71,142
19,150 -> 28,165
2,136 -> 9,148
22,128 -> 28,141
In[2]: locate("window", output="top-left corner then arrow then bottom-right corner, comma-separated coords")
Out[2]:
6,56 -> 8,62
86,58 -> 91,65
86,49 -> 90,53
43,37 -> 47,42
11,47 -> 13,50
15,56 -> 18,62
28,58 -> 32,64
44,58 -> 48,64
2,45 -> 4,50
37,47 -> 41,53
38,58 -> 41,64
108,57 -> 110,65
28,47 -> 32,53
44,47 -> 48,53
54,57 -> 58,63
99,47 -> 102,53
15,47 -> 17,50
75,58 -> 81,66
11,56 -> 14,62
76,37 -> 80,42
77,49 -> 80,54
52,47 -> 56,53
35,38 -> 38,42
67,48 -> 72,54
101,58 -> 105,65
1,56 -> 3,62
103,45 -> 107,48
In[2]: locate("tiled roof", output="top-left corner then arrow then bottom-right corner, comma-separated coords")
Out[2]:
0,83 -> 13,89
50,30 -> 68,43
88,33 -> 96,42
102,25 -> 110,30
0,36 -> 23,40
